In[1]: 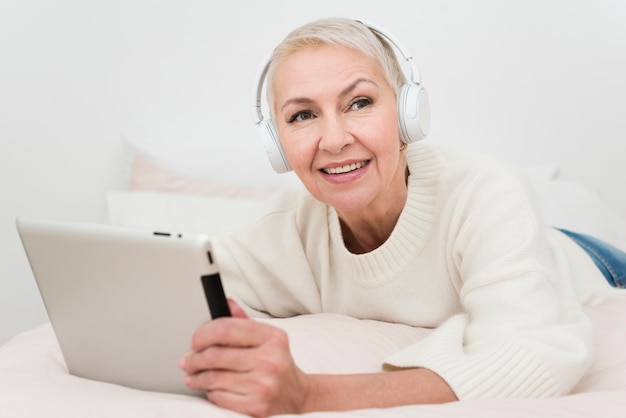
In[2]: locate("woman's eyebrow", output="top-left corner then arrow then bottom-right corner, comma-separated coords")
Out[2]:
339,78 -> 378,98
280,97 -> 314,112
280,78 -> 378,112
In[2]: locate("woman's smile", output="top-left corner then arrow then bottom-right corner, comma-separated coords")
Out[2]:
321,159 -> 370,175
319,159 -> 371,184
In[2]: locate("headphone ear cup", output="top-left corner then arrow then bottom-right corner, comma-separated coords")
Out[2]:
398,83 -> 431,144
257,119 -> 291,173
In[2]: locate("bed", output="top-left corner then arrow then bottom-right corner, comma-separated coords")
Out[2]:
2,138 -> 626,417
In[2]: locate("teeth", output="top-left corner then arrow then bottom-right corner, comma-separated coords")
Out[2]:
323,161 -> 367,174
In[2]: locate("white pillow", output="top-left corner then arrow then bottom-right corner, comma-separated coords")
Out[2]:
107,191 -> 261,236
128,152 -> 282,199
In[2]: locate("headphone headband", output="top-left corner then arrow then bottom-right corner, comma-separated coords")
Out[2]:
252,51 -> 272,126
354,19 -> 421,85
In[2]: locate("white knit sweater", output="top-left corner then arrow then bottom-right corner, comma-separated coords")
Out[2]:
213,143 -> 624,400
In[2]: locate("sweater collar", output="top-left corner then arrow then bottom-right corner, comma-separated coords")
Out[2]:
327,143 -> 444,287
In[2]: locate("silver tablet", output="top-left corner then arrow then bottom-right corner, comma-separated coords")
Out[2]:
16,217 -> 230,396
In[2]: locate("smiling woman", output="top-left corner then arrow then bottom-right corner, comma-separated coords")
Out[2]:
274,44 -> 407,223
177,17 -> 626,417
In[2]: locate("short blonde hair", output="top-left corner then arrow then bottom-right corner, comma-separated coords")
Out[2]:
266,17 -> 407,117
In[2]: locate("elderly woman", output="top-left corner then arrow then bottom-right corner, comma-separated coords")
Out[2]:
178,17 -> 626,417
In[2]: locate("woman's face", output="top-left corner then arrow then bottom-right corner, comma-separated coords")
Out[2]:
272,44 -> 407,215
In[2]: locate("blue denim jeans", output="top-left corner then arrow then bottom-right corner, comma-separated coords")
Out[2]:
558,229 -> 626,289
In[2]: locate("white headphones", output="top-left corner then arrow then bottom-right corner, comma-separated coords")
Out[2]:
252,19 -> 430,174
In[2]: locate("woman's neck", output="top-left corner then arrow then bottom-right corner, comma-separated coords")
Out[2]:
337,165 -> 409,254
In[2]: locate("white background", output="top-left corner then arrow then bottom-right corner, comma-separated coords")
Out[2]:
1,0 -> 625,344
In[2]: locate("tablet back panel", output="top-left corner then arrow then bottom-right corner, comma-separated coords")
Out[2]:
16,217 -> 217,396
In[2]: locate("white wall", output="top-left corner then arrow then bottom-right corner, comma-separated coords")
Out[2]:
1,0 -> 625,344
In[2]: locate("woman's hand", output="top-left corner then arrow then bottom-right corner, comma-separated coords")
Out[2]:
179,299 -> 311,418
180,299 -> 457,415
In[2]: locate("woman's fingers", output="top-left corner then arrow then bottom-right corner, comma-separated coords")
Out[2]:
186,361 -> 306,418
179,312 -> 309,417
180,345 -> 252,375
180,319 -> 291,374
205,388 -> 274,418
190,317 -> 268,352
227,298 -> 249,318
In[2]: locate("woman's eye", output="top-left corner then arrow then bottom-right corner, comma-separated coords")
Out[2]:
349,97 -> 372,111
288,111 -> 314,123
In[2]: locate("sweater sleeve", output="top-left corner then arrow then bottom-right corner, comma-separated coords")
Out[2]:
212,186 -> 328,318
384,164 -> 593,400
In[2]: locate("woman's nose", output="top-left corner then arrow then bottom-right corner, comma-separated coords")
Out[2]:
318,116 -> 354,153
